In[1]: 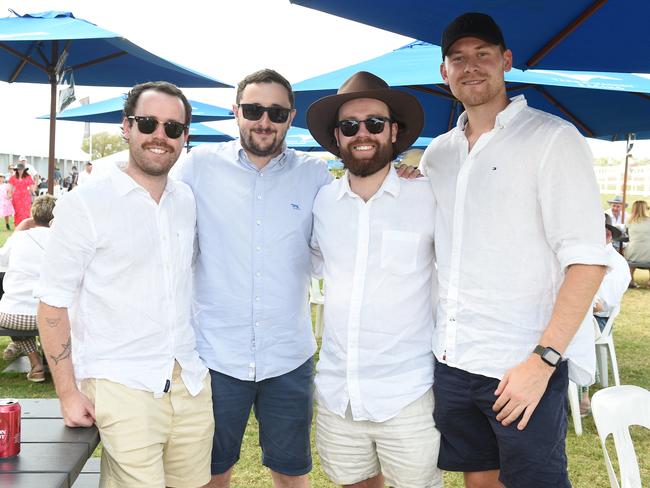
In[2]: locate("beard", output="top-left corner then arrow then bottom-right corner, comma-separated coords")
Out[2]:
340,137 -> 394,178
240,126 -> 287,158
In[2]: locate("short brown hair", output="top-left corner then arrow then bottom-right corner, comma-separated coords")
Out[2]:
31,194 -> 56,226
123,81 -> 192,126
235,69 -> 294,108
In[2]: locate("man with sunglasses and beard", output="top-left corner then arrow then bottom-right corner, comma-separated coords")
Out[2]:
35,81 -> 214,488
419,13 -> 607,488
179,69 -> 331,488
305,71 -> 442,488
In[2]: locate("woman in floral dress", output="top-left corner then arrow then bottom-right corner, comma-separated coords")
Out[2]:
9,163 -> 35,227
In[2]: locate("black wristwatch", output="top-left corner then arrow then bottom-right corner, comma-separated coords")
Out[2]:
533,345 -> 562,367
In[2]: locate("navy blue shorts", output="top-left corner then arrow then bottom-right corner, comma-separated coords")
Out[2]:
433,360 -> 570,488
209,358 -> 314,476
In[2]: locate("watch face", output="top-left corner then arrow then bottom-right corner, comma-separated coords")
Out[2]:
544,349 -> 562,365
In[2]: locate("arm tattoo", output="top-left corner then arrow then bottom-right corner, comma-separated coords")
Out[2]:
49,336 -> 72,365
44,317 -> 60,328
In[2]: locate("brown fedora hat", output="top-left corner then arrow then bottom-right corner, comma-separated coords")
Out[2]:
306,71 -> 424,156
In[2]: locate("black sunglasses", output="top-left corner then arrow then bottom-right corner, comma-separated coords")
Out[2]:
127,116 -> 188,139
239,104 -> 291,123
336,116 -> 392,137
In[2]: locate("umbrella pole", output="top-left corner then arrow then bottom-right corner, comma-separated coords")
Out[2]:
47,74 -> 56,195
621,133 -> 633,225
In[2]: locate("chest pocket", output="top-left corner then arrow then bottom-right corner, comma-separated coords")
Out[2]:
380,230 -> 420,275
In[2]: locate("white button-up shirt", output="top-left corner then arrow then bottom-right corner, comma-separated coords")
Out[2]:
594,243 -> 630,318
312,167 -> 436,422
0,227 -> 50,315
34,162 -> 207,396
421,95 -> 608,385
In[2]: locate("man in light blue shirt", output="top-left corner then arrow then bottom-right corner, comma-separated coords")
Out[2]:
180,69 -> 331,488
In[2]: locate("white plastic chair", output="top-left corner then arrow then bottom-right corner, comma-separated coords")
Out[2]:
309,278 -> 324,339
567,380 -> 583,436
591,385 -> 650,488
595,305 -> 621,387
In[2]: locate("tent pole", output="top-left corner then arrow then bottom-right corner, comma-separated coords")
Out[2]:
47,72 -> 57,195
621,133 -> 634,225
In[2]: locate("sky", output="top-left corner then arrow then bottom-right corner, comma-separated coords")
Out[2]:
1,0 -> 648,161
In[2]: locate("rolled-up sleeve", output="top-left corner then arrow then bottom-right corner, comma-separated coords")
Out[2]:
537,125 -> 609,270
33,192 -> 98,308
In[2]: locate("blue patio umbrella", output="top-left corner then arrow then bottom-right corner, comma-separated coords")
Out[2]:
292,42 -> 650,142
290,0 -> 648,72
0,10 -> 231,191
44,95 -> 233,123
187,123 -> 234,144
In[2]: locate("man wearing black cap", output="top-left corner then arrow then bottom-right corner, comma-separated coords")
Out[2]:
307,71 -> 442,488
420,12 -> 608,488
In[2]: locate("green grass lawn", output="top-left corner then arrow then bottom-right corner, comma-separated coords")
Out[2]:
0,207 -> 648,486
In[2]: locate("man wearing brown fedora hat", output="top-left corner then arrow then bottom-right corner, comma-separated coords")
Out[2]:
307,71 -> 442,488
420,12 -> 608,488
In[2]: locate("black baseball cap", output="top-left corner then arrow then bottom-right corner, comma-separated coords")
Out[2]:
441,12 -> 506,58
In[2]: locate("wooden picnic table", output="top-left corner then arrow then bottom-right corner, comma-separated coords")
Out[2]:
0,398 -> 99,488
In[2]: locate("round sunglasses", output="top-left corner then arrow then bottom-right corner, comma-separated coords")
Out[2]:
238,103 -> 291,123
336,116 -> 392,137
127,116 -> 188,139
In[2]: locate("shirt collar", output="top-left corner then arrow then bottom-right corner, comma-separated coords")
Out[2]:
235,139 -> 289,172
109,160 -> 175,197
336,165 -> 401,201
455,94 -> 528,132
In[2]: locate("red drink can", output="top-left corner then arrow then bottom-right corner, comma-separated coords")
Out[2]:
0,399 -> 21,458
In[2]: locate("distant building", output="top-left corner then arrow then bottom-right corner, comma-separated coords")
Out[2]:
593,163 -> 650,197
0,152 -> 89,179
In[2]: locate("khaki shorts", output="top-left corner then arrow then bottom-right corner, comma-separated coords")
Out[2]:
316,389 -> 442,488
80,363 -> 214,488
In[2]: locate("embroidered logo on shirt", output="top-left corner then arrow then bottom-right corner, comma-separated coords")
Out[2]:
290,203 -> 301,210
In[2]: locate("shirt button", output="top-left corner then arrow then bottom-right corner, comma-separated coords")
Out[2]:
255,271 -> 261,277
255,321 -> 260,327
257,195 -> 262,200
255,296 -> 260,302
256,219 -> 261,225
258,173 -> 263,178
256,245 -> 261,251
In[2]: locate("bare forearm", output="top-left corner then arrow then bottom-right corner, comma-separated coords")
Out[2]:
37,301 -> 77,396
540,264 -> 606,353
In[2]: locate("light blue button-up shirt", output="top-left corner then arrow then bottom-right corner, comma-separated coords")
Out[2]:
180,140 -> 332,381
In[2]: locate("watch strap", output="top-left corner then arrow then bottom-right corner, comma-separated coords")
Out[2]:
533,344 -> 561,367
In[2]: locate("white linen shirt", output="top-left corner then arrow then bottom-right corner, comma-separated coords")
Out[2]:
594,243 -> 630,318
312,167 -> 436,422
420,95 -> 608,385
34,162 -> 207,396
0,226 -> 51,315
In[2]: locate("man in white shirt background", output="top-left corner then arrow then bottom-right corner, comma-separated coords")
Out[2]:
580,214 -> 631,415
35,81 -> 214,488
605,195 -> 629,227
420,12 -> 607,488
307,71 -> 442,488
593,215 -> 631,331
76,161 -> 93,185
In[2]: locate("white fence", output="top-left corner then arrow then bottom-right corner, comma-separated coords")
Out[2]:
594,164 -> 650,197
